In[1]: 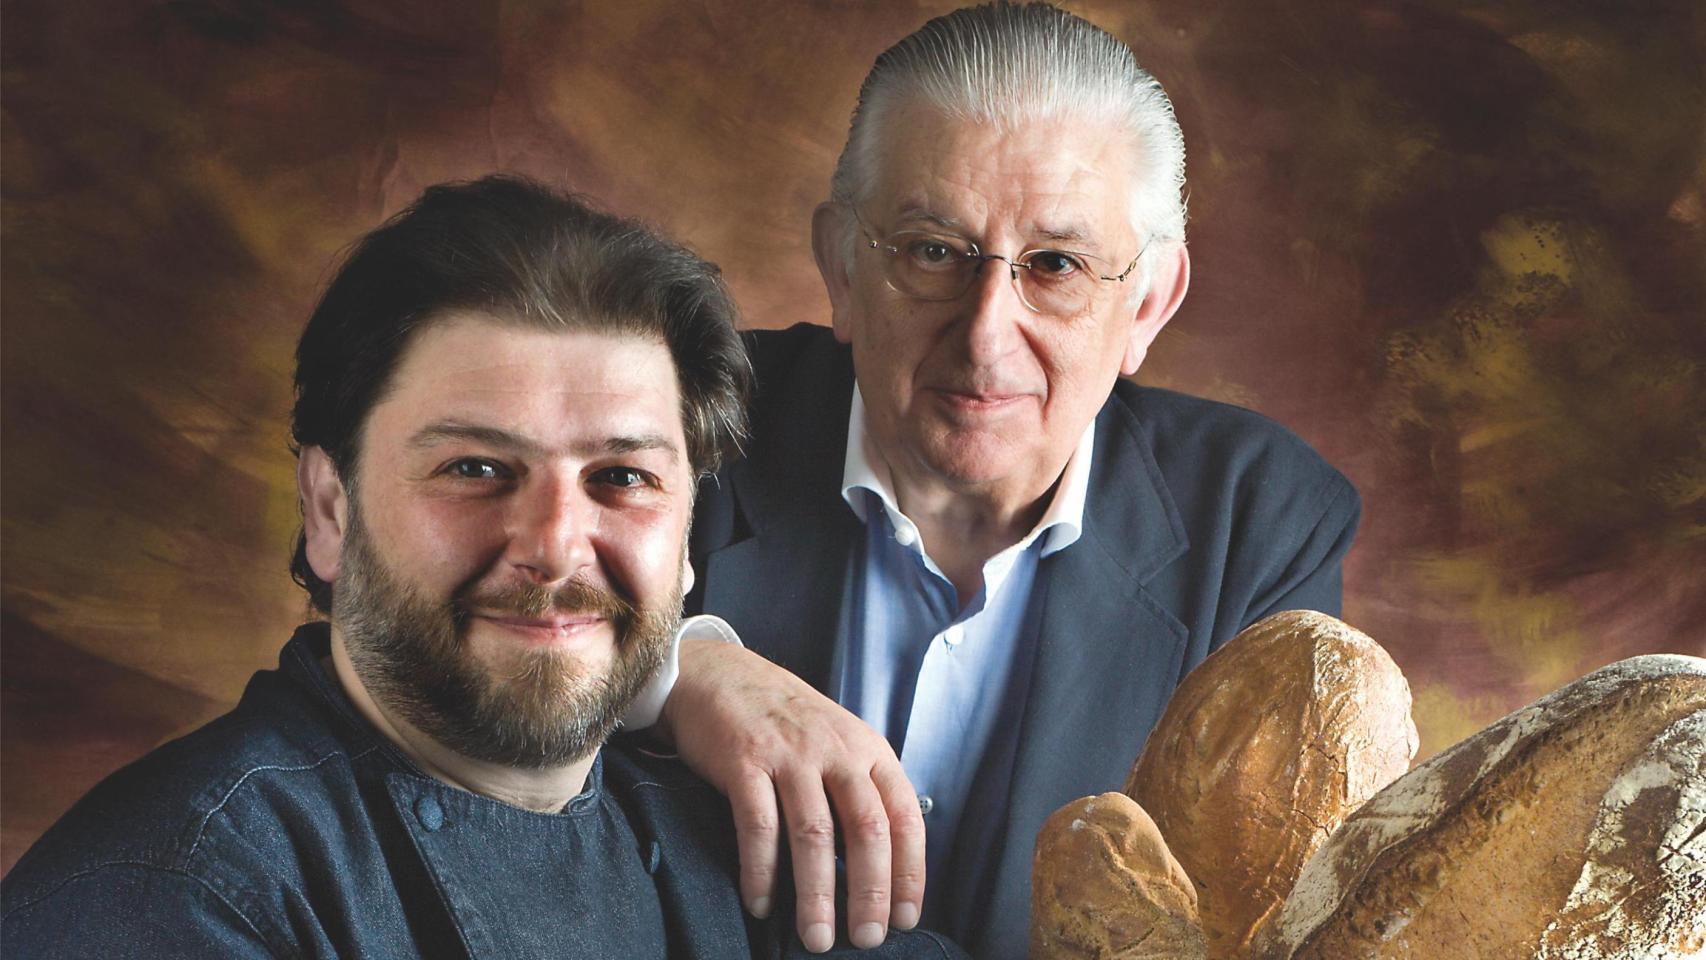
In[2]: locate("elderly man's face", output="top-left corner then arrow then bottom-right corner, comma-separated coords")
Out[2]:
305,314 -> 696,767
821,102 -> 1181,497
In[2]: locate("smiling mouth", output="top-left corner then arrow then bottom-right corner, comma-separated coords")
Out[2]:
472,613 -> 608,647
932,388 -> 1029,412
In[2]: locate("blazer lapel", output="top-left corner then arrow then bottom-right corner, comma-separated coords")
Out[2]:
956,396 -> 1193,957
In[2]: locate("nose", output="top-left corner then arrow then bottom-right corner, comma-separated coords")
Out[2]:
503,471 -> 595,585
959,256 -> 1026,364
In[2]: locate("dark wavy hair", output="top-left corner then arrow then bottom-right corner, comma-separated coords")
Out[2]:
289,175 -> 750,614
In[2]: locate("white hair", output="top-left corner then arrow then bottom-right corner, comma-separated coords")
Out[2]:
829,2 -> 1187,295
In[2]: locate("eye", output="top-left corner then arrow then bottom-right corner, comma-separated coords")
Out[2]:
900,235 -> 969,270
445,458 -> 507,480
1025,250 -> 1086,278
594,466 -> 654,489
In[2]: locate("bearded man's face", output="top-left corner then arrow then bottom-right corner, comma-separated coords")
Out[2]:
333,503 -> 678,768
305,317 -> 698,768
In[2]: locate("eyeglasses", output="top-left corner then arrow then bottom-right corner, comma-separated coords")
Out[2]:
851,208 -> 1147,317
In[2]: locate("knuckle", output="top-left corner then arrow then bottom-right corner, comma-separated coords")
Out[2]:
734,808 -> 780,837
888,812 -> 925,839
789,815 -> 838,845
796,887 -> 836,910
846,810 -> 891,844
848,882 -> 890,907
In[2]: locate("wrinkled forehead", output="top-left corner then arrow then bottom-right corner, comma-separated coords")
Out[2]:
865,101 -> 1142,246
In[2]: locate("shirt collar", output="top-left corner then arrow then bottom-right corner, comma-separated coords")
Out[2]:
839,385 -> 1092,557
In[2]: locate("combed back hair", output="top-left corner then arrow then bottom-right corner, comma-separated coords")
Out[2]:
830,2 -> 1187,251
289,175 -> 750,613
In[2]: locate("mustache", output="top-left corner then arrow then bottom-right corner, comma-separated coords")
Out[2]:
454,577 -> 635,625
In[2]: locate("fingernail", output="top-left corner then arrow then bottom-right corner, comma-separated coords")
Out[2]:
853,922 -> 886,948
892,901 -> 920,930
749,896 -> 771,919
805,922 -> 834,953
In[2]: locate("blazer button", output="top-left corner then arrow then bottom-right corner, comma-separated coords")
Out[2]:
415,796 -> 445,832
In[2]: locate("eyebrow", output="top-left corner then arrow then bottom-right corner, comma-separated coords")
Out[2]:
892,206 -> 1101,251
407,421 -> 681,463
1035,223 -> 1096,245
892,206 -> 967,233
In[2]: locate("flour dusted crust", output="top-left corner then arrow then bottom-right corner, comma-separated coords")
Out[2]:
1122,610 -> 1418,957
1258,654 -> 1706,959
1031,792 -> 1207,960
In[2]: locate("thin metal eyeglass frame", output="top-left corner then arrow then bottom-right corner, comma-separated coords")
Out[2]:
849,206 -> 1148,311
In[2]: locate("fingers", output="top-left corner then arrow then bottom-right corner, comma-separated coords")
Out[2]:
728,769 -> 782,920
661,643 -> 929,950
872,761 -> 925,930
778,773 -> 840,953
825,766 -> 893,949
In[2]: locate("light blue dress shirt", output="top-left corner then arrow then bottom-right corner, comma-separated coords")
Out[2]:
831,388 -> 1093,922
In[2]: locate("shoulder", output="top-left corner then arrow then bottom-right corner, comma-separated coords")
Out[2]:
741,322 -> 843,379
1105,383 -> 1357,515
1,662 -> 373,927
1110,384 -> 1344,478
1,857 -> 278,958
739,324 -> 853,427
600,740 -> 733,837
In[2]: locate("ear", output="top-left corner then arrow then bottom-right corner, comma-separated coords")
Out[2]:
1120,242 -> 1191,376
680,550 -> 696,596
298,445 -> 350,584
811,202 -> 859,344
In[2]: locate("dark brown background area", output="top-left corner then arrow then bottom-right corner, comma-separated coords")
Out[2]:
4,0 -> 1703,874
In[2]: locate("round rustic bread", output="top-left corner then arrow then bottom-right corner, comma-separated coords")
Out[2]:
1031,792 -> 1207,960
1257,654 -> 1706,959
1123,610 -> 1418,957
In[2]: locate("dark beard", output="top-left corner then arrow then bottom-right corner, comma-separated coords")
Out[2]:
332,508 -> 678,769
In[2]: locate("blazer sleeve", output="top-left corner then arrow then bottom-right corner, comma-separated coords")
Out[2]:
1246,470 -> 1361,621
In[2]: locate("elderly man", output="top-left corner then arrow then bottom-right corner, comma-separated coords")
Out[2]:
0,177 -> 965,960
652,5 -> 1360,958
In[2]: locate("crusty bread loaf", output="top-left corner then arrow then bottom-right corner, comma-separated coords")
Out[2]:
1256,654 -> 1706,959
1031,792 -> 1207,960
1123,610 -> 1418,956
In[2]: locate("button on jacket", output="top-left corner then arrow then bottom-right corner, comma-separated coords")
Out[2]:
1,624 -> 967,960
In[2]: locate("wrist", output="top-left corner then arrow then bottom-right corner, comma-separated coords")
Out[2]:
620,614 -> 743,734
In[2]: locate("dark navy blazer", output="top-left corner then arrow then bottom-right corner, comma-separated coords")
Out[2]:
687,324 -> 1360,958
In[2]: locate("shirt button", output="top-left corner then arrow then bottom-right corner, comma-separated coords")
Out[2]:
942,625 -> 964,647
415,796 -> 445,832
918,795 -> 934,816
893,525 -> 918,547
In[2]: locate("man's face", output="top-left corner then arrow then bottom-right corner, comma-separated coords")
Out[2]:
824,102 -> 1173,496
319,314 -> 695,768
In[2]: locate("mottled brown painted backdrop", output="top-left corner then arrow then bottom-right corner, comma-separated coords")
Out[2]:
4,0 -> 1703,873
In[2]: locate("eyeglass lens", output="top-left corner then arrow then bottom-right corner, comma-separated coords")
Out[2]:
878,233 -> 1109,315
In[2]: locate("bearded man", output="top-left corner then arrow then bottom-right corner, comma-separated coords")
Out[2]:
0,176 -> 965,960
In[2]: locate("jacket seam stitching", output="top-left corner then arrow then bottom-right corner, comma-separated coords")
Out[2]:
185,749 -> 362,861
1,860 -> 284,957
